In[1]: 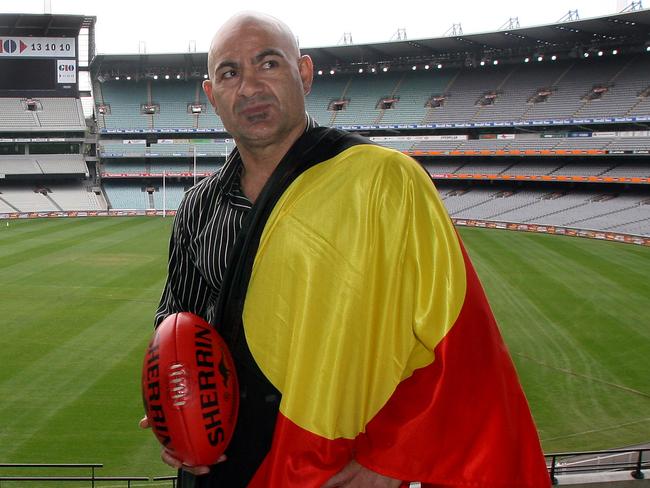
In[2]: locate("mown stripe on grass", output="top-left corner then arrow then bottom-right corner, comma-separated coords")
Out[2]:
0,217 -> 164,274
459,228 -> 650,450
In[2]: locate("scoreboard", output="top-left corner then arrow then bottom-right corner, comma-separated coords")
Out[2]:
0,36 -> 77,96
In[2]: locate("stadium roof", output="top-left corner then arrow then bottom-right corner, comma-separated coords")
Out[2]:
305,9 -> 650,67
91,9 -> 650,78
0,13 -> 95,37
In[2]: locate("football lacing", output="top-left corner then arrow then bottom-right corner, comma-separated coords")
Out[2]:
169,363 -> 189,407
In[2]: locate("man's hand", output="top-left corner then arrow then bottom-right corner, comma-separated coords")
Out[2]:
139,416 -> 220,476
322,460 -> 401,487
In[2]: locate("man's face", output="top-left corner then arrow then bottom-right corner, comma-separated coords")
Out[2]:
203,20 -> 313,150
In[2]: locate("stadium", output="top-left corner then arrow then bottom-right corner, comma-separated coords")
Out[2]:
0,3 -> 649,487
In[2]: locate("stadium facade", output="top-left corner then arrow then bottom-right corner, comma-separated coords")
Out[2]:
0,9 -> 649,245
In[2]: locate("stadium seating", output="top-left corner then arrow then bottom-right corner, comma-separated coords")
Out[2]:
329,73 -> 404,126
96,80 -> 150,130
93,55 -> 650,133
151,182 -> 187,209
102,181 -> 152,209
0,182 -> 106,212
196,83 -> 225,130
0,185 -> 57,211
151,81 -> 197,129
602,162 -> 650,178
0,97 -> 86,131
0,155 -> 88,176
305,76 -> 351,126
439,185 -> 649,232
81,53 -> 650,238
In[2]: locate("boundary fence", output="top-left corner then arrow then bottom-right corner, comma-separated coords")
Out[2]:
546,448 -> 648,484
2,450 -> 648,486
0,211 -> 648,246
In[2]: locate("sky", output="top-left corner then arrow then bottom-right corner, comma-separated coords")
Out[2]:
0,0 -> 633,54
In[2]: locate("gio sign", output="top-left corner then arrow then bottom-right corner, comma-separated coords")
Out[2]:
57,60 -> 76,84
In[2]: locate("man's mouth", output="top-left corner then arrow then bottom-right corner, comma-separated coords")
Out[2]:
239,104 -> 271,119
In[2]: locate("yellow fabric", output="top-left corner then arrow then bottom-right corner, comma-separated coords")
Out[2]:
242,144 -> 466,440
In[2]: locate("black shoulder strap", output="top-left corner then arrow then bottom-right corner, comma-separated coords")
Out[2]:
196,127 -> 369,487
215,126 -> 369,342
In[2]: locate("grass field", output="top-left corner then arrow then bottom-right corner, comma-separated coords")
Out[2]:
0,217 -> 648,480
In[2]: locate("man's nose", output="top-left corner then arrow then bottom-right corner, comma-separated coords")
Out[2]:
237,66 -> 263,98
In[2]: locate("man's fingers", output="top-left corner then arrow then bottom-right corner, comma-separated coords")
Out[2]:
161,449 -> 210,475
144,415 -> 226,476
322,460 -> 362,487
160,450 -> 227,476
161,449 -> 182,470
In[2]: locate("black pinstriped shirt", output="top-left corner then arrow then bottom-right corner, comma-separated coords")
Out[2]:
154,115 -> 317,327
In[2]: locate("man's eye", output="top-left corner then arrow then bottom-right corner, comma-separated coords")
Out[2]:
262,60 -> 278,69
221,70 -> 236,80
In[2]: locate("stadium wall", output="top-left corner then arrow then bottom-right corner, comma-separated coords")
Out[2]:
1,210 -> 648,246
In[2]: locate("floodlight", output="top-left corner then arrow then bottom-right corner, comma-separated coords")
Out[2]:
524,57 -> 530,63
165,74 -> 170,79
551,55 -> 557,61
537,55 -> 543,62
424,64 -> 430,70
493,60 -> 498,65
412,65 -> 417,70
317,70 -> 323,75
358,68 -> 364,73
382,66 -> 389,72
437,63 -> 442,69
329,69 -> 335,75
153,75 -> 158,80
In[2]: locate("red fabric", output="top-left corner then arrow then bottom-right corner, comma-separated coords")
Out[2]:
249,414 -> 354,487
356,243 -> 549,487
250,242 -> 549,487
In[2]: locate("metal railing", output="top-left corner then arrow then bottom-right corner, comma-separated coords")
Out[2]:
151,476 -> 176,487
0,464 -> 148,487
2,450 -> 649,487
546,448 -> 648,484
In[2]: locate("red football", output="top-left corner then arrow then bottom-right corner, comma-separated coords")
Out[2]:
142,312 -> 239,466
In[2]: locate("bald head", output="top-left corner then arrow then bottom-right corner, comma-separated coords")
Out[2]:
201,11 -> 313,157
207,12 -> 300,81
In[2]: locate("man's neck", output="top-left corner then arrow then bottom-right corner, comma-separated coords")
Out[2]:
237,118 -> 307,203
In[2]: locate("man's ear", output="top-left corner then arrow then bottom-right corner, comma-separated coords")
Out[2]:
202,79 -> 219,114
298,55 -> 314,96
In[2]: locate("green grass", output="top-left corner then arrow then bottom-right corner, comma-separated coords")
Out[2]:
0,218 -> 648,480
0,217 -> 176,481
460,227 -> 650,453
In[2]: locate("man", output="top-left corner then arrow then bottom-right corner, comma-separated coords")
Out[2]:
147,11 -> 549,488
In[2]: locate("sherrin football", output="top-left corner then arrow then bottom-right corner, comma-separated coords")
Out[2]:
142,312 -> 239,466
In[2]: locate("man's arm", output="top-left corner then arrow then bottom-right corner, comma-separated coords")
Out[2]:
154,196 -> 214,326
145,196 -> 217,474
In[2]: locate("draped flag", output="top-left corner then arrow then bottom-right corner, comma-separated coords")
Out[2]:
239,143 -> 550,487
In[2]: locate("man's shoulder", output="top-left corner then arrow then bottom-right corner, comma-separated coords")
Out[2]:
310,127 -> 418,172
334,142 -> 426,180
